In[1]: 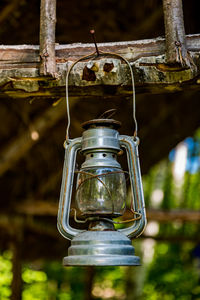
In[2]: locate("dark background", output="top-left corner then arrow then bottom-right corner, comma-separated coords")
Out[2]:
0,0 -> 200,45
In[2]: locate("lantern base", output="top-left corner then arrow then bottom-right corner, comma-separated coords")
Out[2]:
63,230 -> 140,266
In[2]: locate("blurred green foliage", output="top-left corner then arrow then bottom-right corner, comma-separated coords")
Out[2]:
0,251 -> 12,299
143,242 -> 200,300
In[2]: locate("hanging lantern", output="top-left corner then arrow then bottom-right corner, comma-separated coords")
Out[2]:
57,50 -> 147,266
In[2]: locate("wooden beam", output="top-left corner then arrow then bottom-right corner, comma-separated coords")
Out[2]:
147,209 -> 200,222
0,35 -> 200,98
0,213 -> 199,245
13,201 -> 200,223
0,0 -> 23,25
15,200 -> 59,216
162,0 -> 193,67
142,234 -> 200,242
0,100 -> 66,176
0,216 -> 198,251
37,169 -> 62,196
39,0 -> 57,77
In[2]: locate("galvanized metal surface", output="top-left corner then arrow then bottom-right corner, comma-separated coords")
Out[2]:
81,127 -> 120,153
57,137 -> 83,240
63,231 -> 140,266
119,135 -> 147,238
81,152 -> 121,169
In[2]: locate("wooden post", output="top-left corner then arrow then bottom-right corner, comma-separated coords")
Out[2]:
162,0 -> 193,68
39,0 -> 57,77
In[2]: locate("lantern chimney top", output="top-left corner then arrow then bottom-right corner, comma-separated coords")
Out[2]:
82,118 -> 121,130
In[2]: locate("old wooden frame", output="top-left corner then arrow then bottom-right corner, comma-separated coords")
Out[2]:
1,34 -> 200,100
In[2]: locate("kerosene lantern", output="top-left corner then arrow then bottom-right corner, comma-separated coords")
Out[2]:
57,49 -> 147,266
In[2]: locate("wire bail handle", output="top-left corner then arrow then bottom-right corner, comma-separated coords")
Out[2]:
65,33 -> 138,142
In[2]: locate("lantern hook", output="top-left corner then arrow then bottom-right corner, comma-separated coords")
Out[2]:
90,29 -> 100,56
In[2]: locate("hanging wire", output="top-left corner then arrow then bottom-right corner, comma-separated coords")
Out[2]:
99,51 -> 138,139
65,42 -> 138,142
65,51 -> 97,142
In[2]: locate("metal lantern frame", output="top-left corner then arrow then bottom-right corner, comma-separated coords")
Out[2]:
57,50 -> 147,266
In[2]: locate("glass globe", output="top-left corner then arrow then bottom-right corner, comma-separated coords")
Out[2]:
75,167 -> 126,217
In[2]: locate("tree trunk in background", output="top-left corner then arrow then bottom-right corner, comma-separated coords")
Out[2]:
125,266 -> 146,300
10,239 -> 23,300
125,266 -> 137,300
125,242 -> 146,300
84,267 -> 95,300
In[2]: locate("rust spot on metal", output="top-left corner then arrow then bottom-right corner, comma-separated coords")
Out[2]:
103,62 -> 114,72
82,66 -> 96,81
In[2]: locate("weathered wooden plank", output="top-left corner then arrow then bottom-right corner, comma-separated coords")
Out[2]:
0,35 -> 199,62
0,35 -> 200,98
